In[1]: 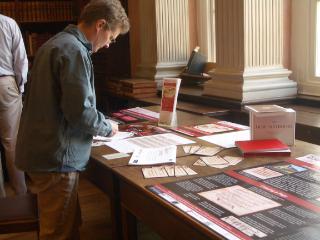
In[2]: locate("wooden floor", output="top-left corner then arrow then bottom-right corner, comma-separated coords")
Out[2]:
0,176 -> 162,240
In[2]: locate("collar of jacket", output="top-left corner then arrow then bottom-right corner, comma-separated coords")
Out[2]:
63,24 -> 93,53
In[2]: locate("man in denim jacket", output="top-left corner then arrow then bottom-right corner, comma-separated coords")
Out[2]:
16,0 -> 129,239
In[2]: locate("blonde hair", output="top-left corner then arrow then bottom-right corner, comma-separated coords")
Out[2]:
79,0 -> 130,34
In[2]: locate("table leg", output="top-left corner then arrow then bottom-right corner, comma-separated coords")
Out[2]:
121,205 -> 138,240
0,153 -> 6,197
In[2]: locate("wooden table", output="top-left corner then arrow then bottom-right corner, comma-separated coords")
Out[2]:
86,106 -> 320,240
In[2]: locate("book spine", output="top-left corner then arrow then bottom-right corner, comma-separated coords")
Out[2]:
243,152 -> 291,157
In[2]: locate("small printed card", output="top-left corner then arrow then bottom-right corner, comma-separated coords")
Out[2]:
102,153 -> 130,160
183,145 -> 222,156
196,146 -> 223,156
201,156 -> 228,166
142,165 -> 197,179
193,155 -> 243,168
142,166 -> 168,178
223,156 -> 243,166
193,159 -> 207,166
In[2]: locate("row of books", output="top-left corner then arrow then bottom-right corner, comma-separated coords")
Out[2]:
0,1 -> 74,22
24,32 -> 53,57
105,79 -> 157,99
0,2 -> 15,18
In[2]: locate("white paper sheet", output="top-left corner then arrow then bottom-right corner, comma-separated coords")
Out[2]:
199,130 -> 251,148
93,131 -> 134,142
105,133 -> 194,153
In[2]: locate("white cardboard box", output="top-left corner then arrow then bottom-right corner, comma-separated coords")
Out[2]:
245,105 -> 296,146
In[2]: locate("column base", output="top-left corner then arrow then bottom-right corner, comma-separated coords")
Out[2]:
203,67 -> 298,103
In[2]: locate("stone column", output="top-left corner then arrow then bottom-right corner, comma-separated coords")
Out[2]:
135,0 -> 190,86
196,0 -> 216,62
203,0 -> 297,103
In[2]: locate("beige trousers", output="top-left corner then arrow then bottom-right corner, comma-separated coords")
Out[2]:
27,172 -> 81,240
0,76 -> 27,195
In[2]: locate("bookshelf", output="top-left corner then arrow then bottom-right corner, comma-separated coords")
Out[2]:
0,0 -> 76,23
0,0 -> 79,59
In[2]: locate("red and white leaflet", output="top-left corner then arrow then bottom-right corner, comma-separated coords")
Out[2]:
158,78 -> 181,127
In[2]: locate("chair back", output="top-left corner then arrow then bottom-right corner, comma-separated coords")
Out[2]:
0,193 -> 39,235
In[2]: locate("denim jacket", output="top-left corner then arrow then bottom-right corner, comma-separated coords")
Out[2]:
16,25 -> 112,172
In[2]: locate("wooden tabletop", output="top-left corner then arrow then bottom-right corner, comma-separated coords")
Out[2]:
112,140 -> 320,240
88,106 -> 320,240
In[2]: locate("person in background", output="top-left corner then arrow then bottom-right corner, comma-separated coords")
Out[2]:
15,0 -> 129,238
0,13 -> 28,197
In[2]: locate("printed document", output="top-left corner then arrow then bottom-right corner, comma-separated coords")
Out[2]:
106,133 -> 194,153
129,145 -> 176,165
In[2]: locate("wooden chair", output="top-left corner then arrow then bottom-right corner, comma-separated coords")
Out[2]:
0,193 -> 39,238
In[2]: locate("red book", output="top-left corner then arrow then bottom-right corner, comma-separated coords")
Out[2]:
235,139 -> 291,157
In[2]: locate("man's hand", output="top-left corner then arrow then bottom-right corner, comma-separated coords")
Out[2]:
109,122 -> 119,137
